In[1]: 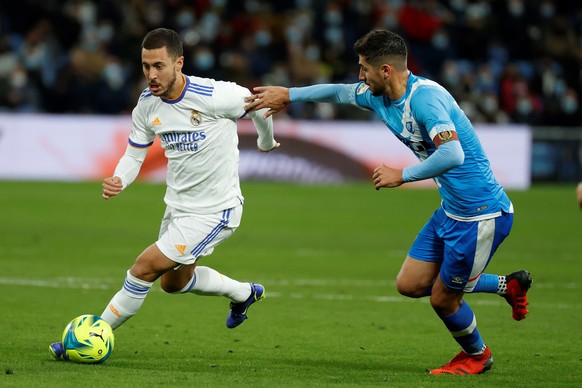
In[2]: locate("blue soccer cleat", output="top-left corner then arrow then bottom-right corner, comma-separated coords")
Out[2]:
226,283 -> 265,329
49,342 -> 69,361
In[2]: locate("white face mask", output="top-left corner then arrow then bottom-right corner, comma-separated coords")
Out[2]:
540,3 -> 555,18
516,97 -> 532,115
103,62 -> 123,90
481,95 -> 498,114
561,96 -> 578,114
12,68 -> 27,88
194,51 -> 214,71
508,0 -> 524,16
97,24 -> 114,42
176,11 -> 194,28
254,31 -> 272,47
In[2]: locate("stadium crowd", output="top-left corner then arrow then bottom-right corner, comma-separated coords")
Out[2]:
0,0 -> 580,126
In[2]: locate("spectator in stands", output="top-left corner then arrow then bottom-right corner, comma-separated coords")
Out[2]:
0,0 -> 580,127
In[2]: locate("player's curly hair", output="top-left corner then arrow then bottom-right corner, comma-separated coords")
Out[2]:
142,28 -> 183,60
354,30 -> 407,70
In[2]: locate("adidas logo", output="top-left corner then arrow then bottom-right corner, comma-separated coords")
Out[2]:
175,244 -> 186,255
152,117 -> 162,126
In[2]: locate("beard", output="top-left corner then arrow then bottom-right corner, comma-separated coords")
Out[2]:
368,82 -> 386,97
152,72 -> 178,99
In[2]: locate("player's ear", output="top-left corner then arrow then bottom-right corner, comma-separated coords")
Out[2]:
175,55 -> 184,72
381,64 -> 391,79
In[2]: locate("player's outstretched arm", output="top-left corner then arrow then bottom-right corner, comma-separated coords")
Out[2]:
244,86 -> 290,119
102,176 -> 123,199
576,182 -> 582,209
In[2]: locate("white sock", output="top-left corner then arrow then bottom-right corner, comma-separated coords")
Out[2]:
186,266 -> 251,302
498,275 -> 507,295
100,270 -> 153,330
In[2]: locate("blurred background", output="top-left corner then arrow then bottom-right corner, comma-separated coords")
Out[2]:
0,0 -> 580,183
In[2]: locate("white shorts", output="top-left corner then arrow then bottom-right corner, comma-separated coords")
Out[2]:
155,204 -> 242,265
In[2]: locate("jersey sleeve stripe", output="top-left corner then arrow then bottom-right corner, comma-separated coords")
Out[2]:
187,83 -> 214,97
128,139 -> 154,148
187,84 -> 214,96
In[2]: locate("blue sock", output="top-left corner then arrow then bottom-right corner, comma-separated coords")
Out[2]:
439,301 -> 485,355
470,273 -> 500,293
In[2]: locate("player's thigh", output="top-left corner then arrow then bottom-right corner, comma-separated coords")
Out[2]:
130,243 -> 180,282
397,208 -> 445,295
396,255 -> 440,296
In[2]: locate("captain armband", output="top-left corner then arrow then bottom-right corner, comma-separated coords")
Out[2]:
433,130 -> 459,147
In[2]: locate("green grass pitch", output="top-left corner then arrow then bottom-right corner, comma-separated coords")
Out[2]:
0,180 -> 581,387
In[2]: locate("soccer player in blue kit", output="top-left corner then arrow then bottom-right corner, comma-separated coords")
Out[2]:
244,30 -> 531,375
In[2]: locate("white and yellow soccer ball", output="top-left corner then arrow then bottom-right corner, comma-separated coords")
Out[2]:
61,314 -> 114,364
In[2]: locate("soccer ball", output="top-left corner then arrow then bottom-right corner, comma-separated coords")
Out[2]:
61,314 -> 114,364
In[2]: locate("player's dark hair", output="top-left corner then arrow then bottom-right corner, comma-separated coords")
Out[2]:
142,28 -> 183,59
354,30 -> 407,70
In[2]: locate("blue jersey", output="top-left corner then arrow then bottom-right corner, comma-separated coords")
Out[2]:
291,73 -> 512,220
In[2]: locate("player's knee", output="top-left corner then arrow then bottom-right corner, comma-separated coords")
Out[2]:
160,279 -> 183,294
396,275 -> 427,298
429,292 -> 460,316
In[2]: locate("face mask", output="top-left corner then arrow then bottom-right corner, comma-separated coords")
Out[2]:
97,24 -> 114,42
195,52 -> 214,71
554,79 -> 566,96
12,68 -> 27,88
561,97 -> 578,114
286,26 -> 302,43
255,31 -> 272,47
325,10 -> 342,25
508,0 -> 524,17
305,45 -> 320,61
103,62 -> 124,90
432,31 -> 449,49
516,97 -> 532,115
325,27 -> 343,46
540,3 -> 555,18
442,63 -> 459,85
481,96 -> 498,113
176,11 -> 194,28
382,13 -> 398,29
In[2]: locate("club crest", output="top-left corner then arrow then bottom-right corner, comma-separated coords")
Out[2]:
190,110 -> 202,126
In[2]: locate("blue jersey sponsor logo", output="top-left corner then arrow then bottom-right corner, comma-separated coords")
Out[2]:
406,121 -> 414,134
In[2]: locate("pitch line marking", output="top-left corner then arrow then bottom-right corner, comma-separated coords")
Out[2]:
0,277 -> 578,308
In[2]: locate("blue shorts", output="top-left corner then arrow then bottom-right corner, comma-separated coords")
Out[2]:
408,207 -> 513,291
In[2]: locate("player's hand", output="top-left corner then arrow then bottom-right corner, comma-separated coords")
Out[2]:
373,164 -> 404,190
244,86 -> 290,119
576,182 -> 582,209
102,176 -> 123,199
258,142 -> 281,153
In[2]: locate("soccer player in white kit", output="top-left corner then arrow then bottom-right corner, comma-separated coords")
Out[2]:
50,28 -> 279,359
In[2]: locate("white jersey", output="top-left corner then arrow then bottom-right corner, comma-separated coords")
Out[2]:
118,75 -> 275,214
